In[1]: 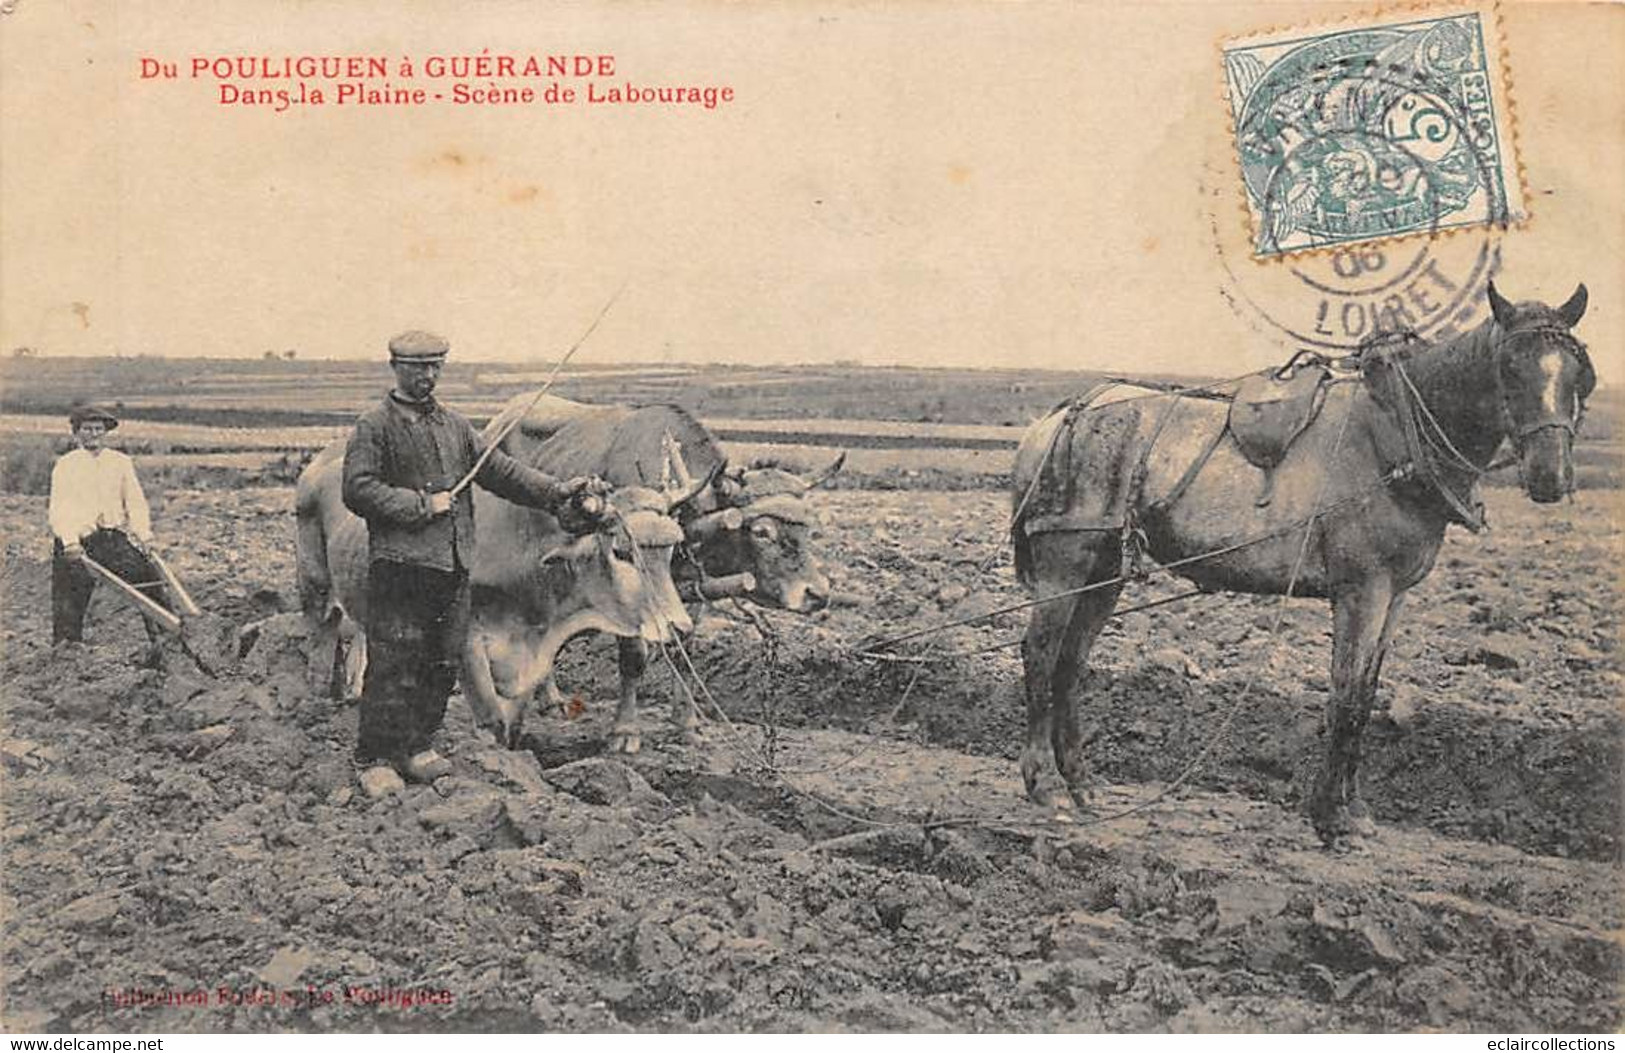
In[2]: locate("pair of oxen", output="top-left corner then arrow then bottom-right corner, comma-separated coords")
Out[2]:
296,393 -> 842,753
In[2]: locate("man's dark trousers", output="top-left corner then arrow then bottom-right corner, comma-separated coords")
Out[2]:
51,528 -> 171,644
355,559 -> 471,764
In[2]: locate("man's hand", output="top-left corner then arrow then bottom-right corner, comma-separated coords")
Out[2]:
553,475 -> 612,533
563,476 -> 611,518
561,475 -> 610,504
427,491 -> 454,517
63,541 -> 85,563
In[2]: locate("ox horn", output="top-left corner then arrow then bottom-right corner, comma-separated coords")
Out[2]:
685,506 -> 744,543
667,459 -> 725,512
801,451 -> 847,491
662,430 -> 694,491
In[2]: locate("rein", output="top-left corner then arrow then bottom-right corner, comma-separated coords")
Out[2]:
1377,351 -> 1491,532
1374,320 -> 1591,528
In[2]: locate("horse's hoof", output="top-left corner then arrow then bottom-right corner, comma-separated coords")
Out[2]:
1025,785 -> 1058,810
1347,799 -> 1378,838
1315,817 -> 1371,853
1065,781 -> 1098,811
1321,832 -> 1372,855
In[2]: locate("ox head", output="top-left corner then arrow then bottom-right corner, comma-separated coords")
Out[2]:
677,454 -> 844,612
1487,282 -> 1594,504
538,479 -> 709,644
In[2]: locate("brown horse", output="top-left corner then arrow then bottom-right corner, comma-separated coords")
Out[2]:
1010,282 -> 1595,846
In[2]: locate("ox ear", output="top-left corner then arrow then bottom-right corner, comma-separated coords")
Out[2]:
1487,281 -> 1518,329
801,451 -> 847,491
714,468 -> 745,505
1557,283 -> 1589,328
539,534 -> 600,566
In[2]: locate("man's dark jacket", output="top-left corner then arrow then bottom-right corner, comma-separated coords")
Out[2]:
342,393 -> 564,572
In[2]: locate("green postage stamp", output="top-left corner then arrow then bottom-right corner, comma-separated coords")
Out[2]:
1223,5 -> 1526,258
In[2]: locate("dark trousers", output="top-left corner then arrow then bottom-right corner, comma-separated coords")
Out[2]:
356,560 -> 471,764
52,528 -> 172,644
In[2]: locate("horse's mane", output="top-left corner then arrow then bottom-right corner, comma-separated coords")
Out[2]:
1365,315 -> 1496,389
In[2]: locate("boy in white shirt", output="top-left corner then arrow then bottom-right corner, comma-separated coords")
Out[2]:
48,404 -> 174,647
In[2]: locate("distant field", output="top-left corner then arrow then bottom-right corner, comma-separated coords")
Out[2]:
1,357 -> 1617,493
0,356 -> 1130,428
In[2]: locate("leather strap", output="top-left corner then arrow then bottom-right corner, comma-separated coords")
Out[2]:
1146,419 -> 1230,518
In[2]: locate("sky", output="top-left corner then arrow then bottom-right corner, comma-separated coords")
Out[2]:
2,0 -> 1621,377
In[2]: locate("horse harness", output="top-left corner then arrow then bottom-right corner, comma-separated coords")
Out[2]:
1017,326 -> 1582,552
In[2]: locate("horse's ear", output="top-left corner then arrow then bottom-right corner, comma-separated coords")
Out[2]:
1557,283 -> 1589,328
1487,281 -> 1517,329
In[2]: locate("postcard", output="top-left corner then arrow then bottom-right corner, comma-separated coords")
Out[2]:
1,0 -> 1619,1036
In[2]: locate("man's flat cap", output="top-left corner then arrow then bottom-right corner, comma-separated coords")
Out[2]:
68,403 -> 119,431
388,330 -> 450,363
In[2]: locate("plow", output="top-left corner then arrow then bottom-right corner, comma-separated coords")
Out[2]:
79,551 -> 239,677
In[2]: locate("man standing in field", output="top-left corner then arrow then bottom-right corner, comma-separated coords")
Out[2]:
343,330 -> 605,790
48,403 -> 175,655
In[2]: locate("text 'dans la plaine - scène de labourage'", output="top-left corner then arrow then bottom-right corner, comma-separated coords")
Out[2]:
138,52 -> 737,113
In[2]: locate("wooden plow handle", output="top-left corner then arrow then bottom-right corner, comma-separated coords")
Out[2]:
80,555 -> 183,635
148,550 -> 202,617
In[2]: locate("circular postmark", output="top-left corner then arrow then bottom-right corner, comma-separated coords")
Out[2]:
1210,18 -> 1517,353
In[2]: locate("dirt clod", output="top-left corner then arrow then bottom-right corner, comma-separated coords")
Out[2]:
0,488 -> 1618,1032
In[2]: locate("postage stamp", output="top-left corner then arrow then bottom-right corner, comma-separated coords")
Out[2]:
1223,6 -> 1525,259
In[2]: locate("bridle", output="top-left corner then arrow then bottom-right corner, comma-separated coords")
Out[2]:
1493,324 -> 1594,450
1366,320 -> 1589,529
669,473 -> 813,592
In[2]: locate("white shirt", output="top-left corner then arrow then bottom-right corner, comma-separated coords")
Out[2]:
47,448 -> 153,544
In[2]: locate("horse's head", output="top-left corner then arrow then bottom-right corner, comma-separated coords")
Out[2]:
1487,281 -> 1595,503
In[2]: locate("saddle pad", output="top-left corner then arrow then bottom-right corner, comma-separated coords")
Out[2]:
1020,385 -> 1151,536
1228,364 -> 1330,470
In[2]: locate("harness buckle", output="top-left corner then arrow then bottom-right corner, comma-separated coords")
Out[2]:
1120,525 -> 1152,582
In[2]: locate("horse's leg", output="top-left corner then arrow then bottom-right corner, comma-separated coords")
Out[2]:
1311,576 -> 1394,847
1020,531 -> 1117,809
1345,589 -> 1408,836
608,637 -> 648,755
1051,583 -> 1123,811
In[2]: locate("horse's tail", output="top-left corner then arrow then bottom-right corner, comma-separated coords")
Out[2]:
1010,408 -> 1072,589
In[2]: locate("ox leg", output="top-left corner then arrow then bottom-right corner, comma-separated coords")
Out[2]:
1311,577 -> 1395,848
339,621 -> 367,702
307,608 -> 342,699
669,649 -> 700,745
540,675 -> 569,716
1020,531 -> 1117,811
609,638 -> 648,754
463,630 -> 525,749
